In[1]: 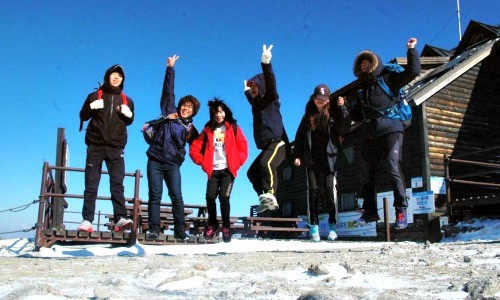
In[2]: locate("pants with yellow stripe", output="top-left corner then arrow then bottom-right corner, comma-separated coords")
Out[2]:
247,140 -> 286,197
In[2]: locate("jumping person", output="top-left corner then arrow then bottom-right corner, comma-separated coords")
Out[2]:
143,54 -> 200,241
351,38 -> 421,230
189,98 -> 248,242
244,44 -> 290,214
294,84 -> 350,241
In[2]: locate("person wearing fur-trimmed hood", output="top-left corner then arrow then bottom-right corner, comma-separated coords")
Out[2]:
351,38 -> 421,230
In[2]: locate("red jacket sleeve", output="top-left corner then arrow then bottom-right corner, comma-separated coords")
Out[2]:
189,129 -> 206,165
235,125 -> 249,167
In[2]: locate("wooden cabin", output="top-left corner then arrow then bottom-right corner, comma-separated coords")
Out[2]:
271,20 -> 500,242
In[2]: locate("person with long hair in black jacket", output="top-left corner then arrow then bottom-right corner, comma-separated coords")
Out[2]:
294,84 -> 350,242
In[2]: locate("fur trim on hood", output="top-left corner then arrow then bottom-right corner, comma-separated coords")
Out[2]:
353,50 -> 384,79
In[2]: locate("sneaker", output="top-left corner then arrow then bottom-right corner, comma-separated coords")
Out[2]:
256,193 -> 279,213
204,225 -> 219,240
174,225 -> 191,241
146,231 -> 159,240
146,227 -> 161,240
114,218 -> 133,232
222,227 -> 231,243
78,220 -> 93,232
327,223 -> 338,241
354,211 -> 380,226
395,211 -> 408,230
309,225 -> 320,242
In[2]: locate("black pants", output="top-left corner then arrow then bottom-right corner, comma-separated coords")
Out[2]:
206,169 -> 234,228
82,145 -> 127,223
247,140 -> 286,196
361,132 -> 407,214
307,166 -> 337,225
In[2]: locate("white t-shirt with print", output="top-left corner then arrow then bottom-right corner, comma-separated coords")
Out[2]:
213,125 -> 227,170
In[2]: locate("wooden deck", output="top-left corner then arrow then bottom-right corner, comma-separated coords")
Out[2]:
100,201 -> 307,244
35,162 -> 311,248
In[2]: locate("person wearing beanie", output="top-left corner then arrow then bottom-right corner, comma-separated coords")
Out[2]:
244,44 -> 291,214
351,38 -> 421,230
78,64 -> 135,233
293,84 -> 350,242
143,54 -> 200,241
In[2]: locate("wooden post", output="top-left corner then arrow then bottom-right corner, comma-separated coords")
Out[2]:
51,128 -> 67,230
384,197 -> 391,241
444,153 -> 453,223
131,169 -> 142,244
35,162 -> 50,250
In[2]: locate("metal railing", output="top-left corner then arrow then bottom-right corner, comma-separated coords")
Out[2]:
35,162 -> 142,249
444,145 -> 500,222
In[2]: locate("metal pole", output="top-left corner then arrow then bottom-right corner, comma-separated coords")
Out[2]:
457,0 -> 462,41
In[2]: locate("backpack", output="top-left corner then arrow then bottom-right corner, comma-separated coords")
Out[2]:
376,64 -> 412,129
79,89 -> 128,132
142,113 -> 196,145
142,115 -> 168,145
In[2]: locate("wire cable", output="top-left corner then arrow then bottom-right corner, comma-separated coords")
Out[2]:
0,200 -> 39,213
0,225 -> 36,235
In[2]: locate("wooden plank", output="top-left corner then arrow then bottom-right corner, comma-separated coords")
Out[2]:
106,209 -> 193,220
187,216 -> 240,222
243,217 -> 303,222
250,226 -> 308,232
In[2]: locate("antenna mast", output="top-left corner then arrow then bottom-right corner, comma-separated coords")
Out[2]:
457,0 -> 462,41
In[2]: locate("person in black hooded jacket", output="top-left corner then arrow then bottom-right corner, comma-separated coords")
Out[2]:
351,38 -> 421,230
244,44 -> 290,213
78,64 -> 135,233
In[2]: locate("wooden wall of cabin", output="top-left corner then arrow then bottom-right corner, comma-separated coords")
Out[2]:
425,42 -> 500,205
275,154 -> 308,218
334,112 -> 427,204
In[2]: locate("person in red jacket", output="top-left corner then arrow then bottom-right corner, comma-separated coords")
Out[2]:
190,98 -> 249,242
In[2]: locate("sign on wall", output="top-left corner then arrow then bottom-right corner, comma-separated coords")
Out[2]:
413,190 -> 435,214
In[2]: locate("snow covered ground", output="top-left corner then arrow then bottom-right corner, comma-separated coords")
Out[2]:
0,217 -> 499,299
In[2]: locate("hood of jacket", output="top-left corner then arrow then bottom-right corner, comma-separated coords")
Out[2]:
353,50 -> 384,80
246,73 -> 266,97
102,64 -> 125,93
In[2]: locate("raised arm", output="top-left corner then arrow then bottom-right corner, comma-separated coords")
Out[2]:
389,38 -> 421,89
261,44 -> 278,103
160,55 -> 180,116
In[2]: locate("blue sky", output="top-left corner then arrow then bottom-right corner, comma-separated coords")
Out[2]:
1,1 -> 498,238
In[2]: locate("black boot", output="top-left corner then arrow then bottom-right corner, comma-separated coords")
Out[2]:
174,224 -> 191,240
146,225 -> 161,240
